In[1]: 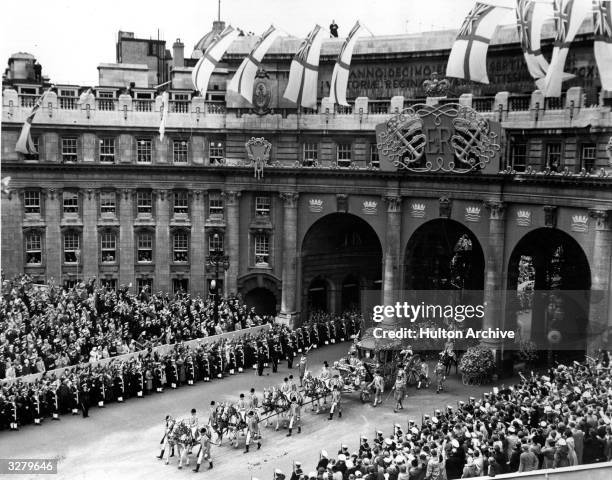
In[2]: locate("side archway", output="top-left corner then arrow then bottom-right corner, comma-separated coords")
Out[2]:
238,273 -> 281,316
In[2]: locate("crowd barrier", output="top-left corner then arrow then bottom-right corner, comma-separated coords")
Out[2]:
1,324 -> 271,386
474,461 -> 612,480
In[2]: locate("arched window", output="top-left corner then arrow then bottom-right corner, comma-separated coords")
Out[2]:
173,230 -> 189,262
137,231 -> 153,263
101,230 -> 117,263
209,232 -> 224,253
63,231 -> 81,263
25,231 -> 42,265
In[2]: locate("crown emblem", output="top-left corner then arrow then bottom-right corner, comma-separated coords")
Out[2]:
465,205 -> 481,222
308,198 -> 323,212
571,214 -> 588,232
411,203 -> 426,218
362,200 -> 378,215
516,210 -> 531,226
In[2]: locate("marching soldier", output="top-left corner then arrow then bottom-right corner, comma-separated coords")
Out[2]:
328,385 -> 342,420
359,436 -> 372,458
290,461 -> 303,480
193,426 -> 213,471
157,414 -> 175,460
244,410 -> 262,453
286,393 -> 302,437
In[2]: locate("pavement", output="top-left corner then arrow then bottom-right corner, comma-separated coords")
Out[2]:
0,342 -> 499,480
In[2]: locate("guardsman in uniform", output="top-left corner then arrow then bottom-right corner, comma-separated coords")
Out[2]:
135,364 -> 144,397
328,385 -> 342,420
286,338 -> 295,370
214,348 -> 223,379
286,393 -> 302,437
310,324 -> 320,347
153,363 -> 163,392
244,410 -> 262,453
368,370 -> 384,407
49,383 -> 61,419
193,426 -> 213,471
186,356 -> 195,385
71,381 -> 79,414
236,343 -> 245,373
9,395 -> 18,430
290,461 -> 303,480
80,379 -> 90,418
168,358 -> 178,389
157,415 -> 175,460
32,390 -> 42,425
256,346 -> 265,376
227,347 -> 236,375
202,354 -> 211,382
262,342 -> 270,368
359,436 -> 371,458
114,370 -> 125,402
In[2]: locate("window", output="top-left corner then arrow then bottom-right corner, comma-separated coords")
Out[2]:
173,231 -> 189,262
580,143 -> 596,172
63,231 -> 80,263
172,93 -> 190,113
61,137 -> 78,163
255,196 -> 271,217
173,140 -> 188,164
545,142 -> 562,172
99,138 -> 115,163
137,278 -> 153,294
101,231 -> 117,263
209,194 -> 224,218
254,234 -> 270,265
25,232 -> 42,265
23,136 -> 39,160
209,233 -> 224,253
100,192 -> 116,216
97,91 -> 115,111
100,279 -> 117,291
63,191 -> 79,215
209,140 -> 224,165
510,141 -> 528,172
173,278 -> 189,295
337,143 -> 352,167
370,144 -> 379,168
173,191 -> 189,216
303,143 -> 318,166
137,231 -> 153,262
59,89 -> 77,109
24,191 -> 41,215
136,191 -> 152,215
137,138 -> 152,164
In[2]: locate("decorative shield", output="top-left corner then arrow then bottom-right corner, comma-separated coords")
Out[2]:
245,137 -> 271,179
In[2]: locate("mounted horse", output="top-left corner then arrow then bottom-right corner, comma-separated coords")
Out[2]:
261,386 -> 290,430
223,404 -> 248,448
166,420 -> 196,469
302,372 -> 331,413
209,404 -> 230,445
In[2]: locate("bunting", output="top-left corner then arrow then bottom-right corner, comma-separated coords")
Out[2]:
542,0 -> 591,97
228,26 -> 280,103
192,25 -> 239,95
329,21 -> 365,106
594,0 -> 612,90
15,88 -> 52,155
283,25 -> 325,109
446,2 -> 514,84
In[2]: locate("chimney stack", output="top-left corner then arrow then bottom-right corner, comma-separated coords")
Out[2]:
173,38 -> 184,68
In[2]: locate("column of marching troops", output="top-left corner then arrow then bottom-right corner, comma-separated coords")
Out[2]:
0,314 -> 361,431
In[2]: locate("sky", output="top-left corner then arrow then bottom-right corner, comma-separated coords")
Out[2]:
0,0 -> 507,86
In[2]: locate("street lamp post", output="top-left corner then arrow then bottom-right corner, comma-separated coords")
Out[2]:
206,233 -> 230,325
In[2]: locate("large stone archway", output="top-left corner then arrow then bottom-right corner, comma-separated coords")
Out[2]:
300,213 -> 383,320
506,228 -> 592,358
238,272 -> 281,315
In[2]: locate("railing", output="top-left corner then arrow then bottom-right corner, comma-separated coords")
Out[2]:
20,94 -> 40,108
508,95 -> 531,111
545,95 -> 564,110
472,96 -> 494,112
134,99 -> 154,112
368,101 -> 388,114
96,98 -> 116,111
438,97 -> 459,105
58,97 -> 77,110
335,104 -> 352,115
171,100 -> 190,113
207,102 -> 226,114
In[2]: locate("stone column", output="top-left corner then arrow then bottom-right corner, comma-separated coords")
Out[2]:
223,190 -> 241,297
82,188 -> 98,281
190,190 -> 206,296
154,189 -> 170,293
44,188 -> 62,285
483,201 -> 506,349
382,195 -> 402,310
119,189 -> 134,289
278,192 -> 299,326
588,209 -> 612,353
1,189 -> 23,278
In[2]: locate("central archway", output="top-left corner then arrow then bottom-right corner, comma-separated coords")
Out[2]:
301,213 -> 382,318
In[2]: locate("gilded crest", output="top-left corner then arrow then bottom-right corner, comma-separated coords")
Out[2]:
245,137 -> 271,180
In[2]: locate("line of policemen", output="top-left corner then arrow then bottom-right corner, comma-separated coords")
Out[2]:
0,313 -> 360,432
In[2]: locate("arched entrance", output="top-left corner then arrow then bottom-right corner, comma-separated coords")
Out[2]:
244,287 -> 277,316
507,228 -> 591,359
301,213 -> 382,318
404,219 -> 485,290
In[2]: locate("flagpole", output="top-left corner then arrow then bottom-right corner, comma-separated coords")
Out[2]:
361,24 -> 376,38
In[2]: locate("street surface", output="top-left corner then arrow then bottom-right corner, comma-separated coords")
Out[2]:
0,343 -> 498,480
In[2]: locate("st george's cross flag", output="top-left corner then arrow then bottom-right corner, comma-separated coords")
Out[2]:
446,2 -> 514,84
158,90 -> 169,141
329,21 -> 365,106
192,25 -> 239,95
15,87 -> 52,155
515,0 -> 553,89
228,25 -> 280,103
594,0 -> 612,90
542,0 -> 591,97
283,25 -> 326,109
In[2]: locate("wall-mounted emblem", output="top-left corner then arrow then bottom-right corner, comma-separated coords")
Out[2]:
516,210 -> 531,227
252,67 -> 271,116
245,137 -> 271,180
410,203 -> 426,218
571,214 -> 588,233
362,200 -> 378,215
308,198 -> 323,213
465,206 -> 481,222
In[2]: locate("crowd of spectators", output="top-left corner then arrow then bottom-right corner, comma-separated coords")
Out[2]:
281,353 -> 612,479
1,275 -> 270,380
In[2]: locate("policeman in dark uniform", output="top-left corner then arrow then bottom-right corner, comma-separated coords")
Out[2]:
80,379 -> 90,418
257,345 -> 265,376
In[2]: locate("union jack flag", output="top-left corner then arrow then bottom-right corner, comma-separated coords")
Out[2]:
594,0 -> 612,39
458,2 -> 495,38
337,22 -> 361,62
295,25 -> 322,66
594,0 -> 612,89
553,0 -> 572,44
516,0 -> 534,52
